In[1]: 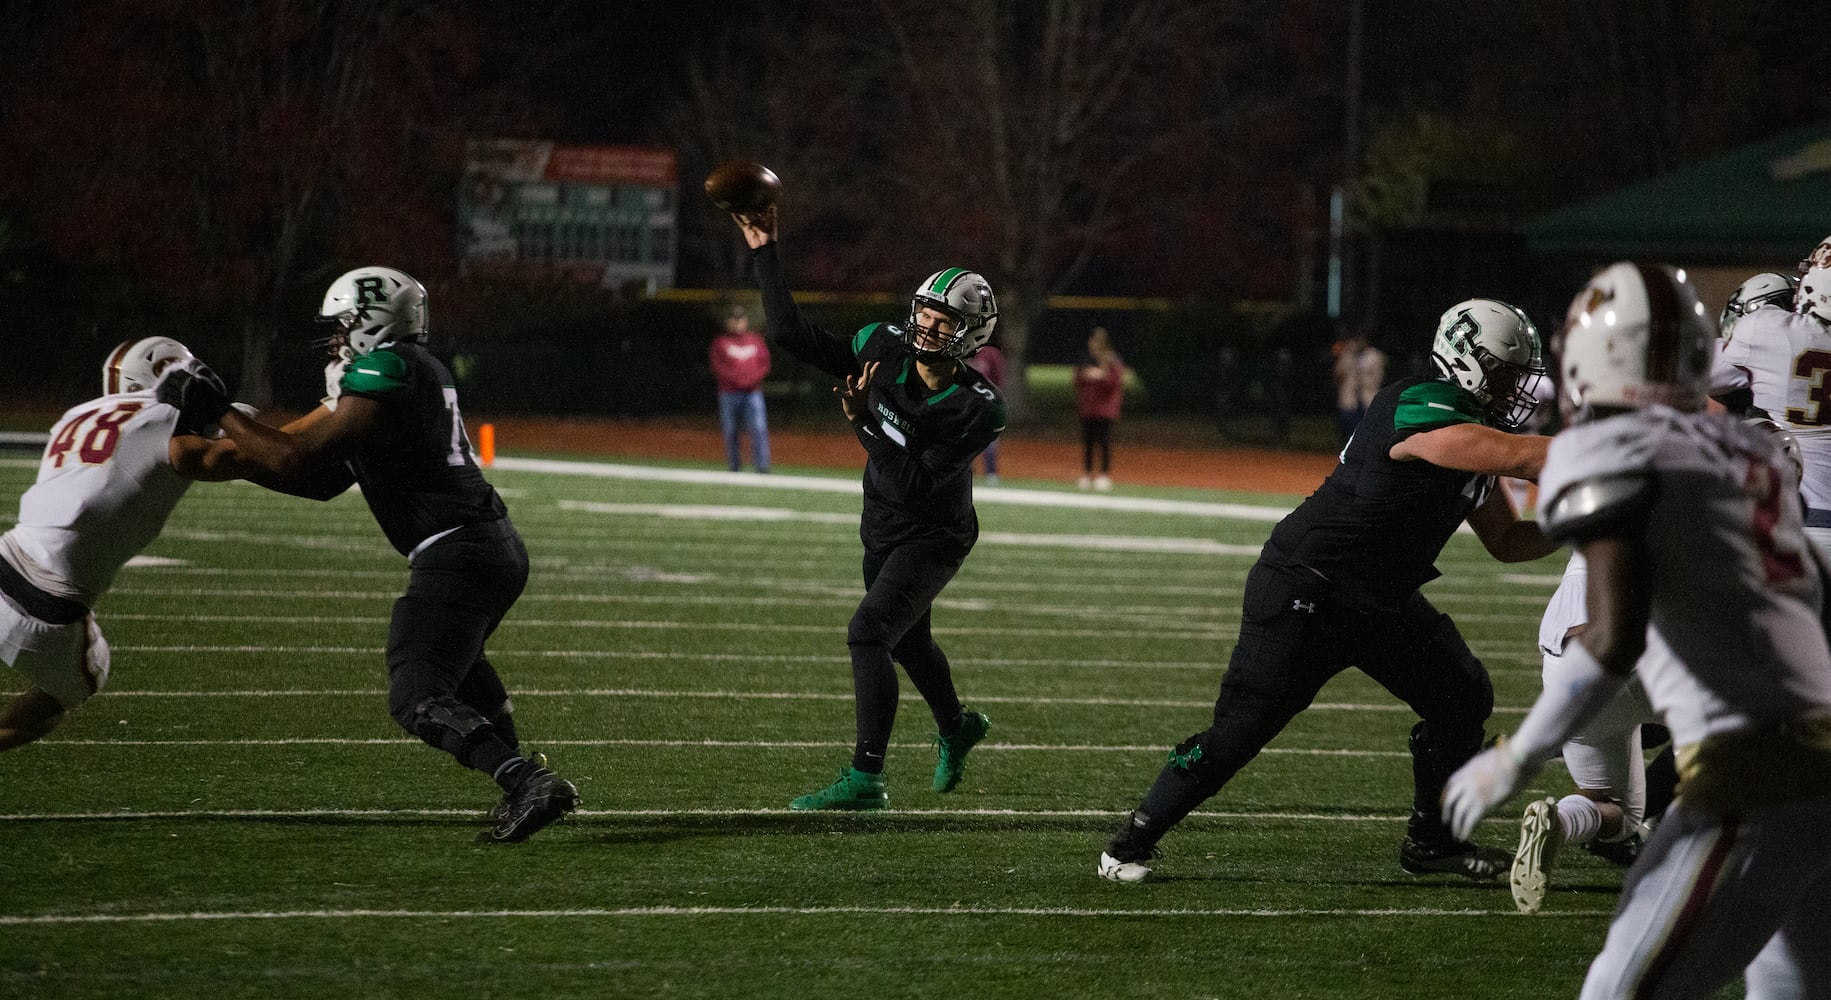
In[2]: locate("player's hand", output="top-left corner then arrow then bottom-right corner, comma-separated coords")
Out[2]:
322,348 -> 352,409
733,205 -> 777,249
1442,739 -> 1530,841
156,362 -> 234,429
836,362 -> 877,422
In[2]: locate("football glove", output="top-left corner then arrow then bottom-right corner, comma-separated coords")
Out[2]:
1442,738 -> 1533,842
156,361 -> 233,434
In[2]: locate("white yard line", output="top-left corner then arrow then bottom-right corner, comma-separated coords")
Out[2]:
0,903 -> 1606,925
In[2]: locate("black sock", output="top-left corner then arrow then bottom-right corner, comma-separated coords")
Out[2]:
492,756 -> 530,792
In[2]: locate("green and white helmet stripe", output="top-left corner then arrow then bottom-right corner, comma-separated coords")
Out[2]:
906,267 -> 998,361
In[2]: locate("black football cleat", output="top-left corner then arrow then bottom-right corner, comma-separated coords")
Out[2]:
485,766 -> 579,843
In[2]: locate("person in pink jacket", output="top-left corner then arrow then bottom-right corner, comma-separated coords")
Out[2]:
709,304 -> 772,473
1073,326 -> 1124,490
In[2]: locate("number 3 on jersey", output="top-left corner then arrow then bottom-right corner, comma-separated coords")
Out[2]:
45,403 -> 144,468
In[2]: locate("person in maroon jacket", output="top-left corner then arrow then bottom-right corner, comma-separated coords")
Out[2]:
1073,326 -> 1124,491
710,304 -> 772,473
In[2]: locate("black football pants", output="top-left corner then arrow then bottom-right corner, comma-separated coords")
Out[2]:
844,538 -> 972,774
1131,558 -> 1493,843
385,519 -> 529,782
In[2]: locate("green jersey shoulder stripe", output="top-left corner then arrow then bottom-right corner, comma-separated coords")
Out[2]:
340,347 -> 411,396
1393,380 -> 1484,435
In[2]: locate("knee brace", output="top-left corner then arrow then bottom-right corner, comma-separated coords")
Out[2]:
395,695 -> 497,760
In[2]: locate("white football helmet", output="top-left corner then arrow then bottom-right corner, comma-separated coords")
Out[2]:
905,268 -> 998,361
1720,271 -> 1799,340
103,336 -> 196,395
1796,235 -> 1831,324
318,266 -> 428,356
1429,298 -> 1547,431
1558,262 -> 1716,422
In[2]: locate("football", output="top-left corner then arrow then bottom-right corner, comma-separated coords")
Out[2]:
704,160 -> 782,215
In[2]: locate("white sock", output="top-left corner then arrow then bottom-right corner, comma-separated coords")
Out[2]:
1555,794 -> 1604,844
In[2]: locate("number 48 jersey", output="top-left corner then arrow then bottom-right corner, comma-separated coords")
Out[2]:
1712,306 -> 1831,513
2,392 -> 192,606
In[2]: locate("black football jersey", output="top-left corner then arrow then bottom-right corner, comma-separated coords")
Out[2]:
1263,376 -> 1494,608
752,243 -> 1005,550
336,342 -> 508,556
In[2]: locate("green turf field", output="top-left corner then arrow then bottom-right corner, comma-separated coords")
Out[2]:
0,454 -> 1738,999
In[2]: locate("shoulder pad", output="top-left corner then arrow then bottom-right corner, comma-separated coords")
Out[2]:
341,348 -> 410,396
852,322 -> 886,357
1542,472 -> 1657,544
1394,380 -> 1484,435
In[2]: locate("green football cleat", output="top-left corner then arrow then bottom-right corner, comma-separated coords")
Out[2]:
933,710 -> 990,793
790,767 -> 888,811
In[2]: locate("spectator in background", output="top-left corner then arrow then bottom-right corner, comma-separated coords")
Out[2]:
1332,329 -> 1388,446
1074,326 -> 1125,491
710,304 -> 772,474
967,334 -> 1007,485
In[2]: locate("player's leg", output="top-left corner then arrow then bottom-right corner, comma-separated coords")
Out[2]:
456,657 -> 517,755
792,542 -> 963,810
1078,418 -> 1096,488
1359,595 -> 1505,879
1100,560 -> 1345,881
0,607 -> 109,752
1579,799 -> 1831,1000
883,541 -> 990,794
386,523 -> 575,840
0,689 -> 64,751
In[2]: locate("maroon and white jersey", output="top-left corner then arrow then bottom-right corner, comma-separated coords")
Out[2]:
1711,306 -> 1831,512
1540,407 -> 1831,749
1,391 -> 191,606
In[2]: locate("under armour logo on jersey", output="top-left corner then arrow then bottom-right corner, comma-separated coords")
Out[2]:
1291,599 -> 1316,614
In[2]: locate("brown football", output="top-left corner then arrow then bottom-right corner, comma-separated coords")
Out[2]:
704,160 -> 782,214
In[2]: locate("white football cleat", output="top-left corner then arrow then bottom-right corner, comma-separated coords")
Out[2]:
1098,851 -> 1152,883
1511,796 -> 1561,914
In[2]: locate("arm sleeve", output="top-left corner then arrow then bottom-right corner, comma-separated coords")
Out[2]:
850,398 -> 1005,495
750,242 -> 860,380
245,460 -> 358,501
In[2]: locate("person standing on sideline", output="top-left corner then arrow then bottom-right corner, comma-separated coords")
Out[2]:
1074,326 -> 1124,491
1444,263 -> 1831,997
729,199 -> 1003,810
1,339 -> 258,751
1099,298 -> 1556,884
967,334 -> 1007,485
1332,329 -> 1387,446
709,304 -> 772,474
168,266 -> 580,844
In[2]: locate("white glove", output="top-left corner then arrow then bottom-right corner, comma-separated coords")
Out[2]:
321,348 -> 352,410
1442,738 -> 1534,842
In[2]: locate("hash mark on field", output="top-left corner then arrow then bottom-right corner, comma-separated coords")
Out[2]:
0,904 -> 1607,925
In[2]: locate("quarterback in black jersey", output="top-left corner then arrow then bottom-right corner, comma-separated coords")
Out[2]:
169,266 -> 578,843
1099,299 -> 1560,883
734,204 -> 1003,810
